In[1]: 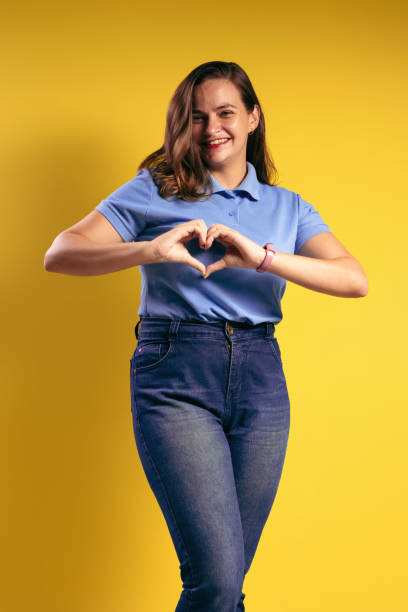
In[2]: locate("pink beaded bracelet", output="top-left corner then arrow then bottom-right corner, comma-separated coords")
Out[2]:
256,243 -> 276,273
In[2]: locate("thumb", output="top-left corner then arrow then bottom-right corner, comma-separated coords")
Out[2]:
184,254 -> 206,276
203,257 -> 227,279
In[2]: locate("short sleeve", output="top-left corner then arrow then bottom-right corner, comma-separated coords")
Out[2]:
295,193 -> 332,254
94,168 -> 153,242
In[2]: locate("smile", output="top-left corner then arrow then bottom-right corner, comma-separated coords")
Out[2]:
203,138 -> 231,149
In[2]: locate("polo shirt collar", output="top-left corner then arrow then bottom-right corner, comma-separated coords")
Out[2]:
207,161 -> 260,201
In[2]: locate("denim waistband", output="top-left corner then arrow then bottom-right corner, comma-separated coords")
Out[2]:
134,316 -> 276,341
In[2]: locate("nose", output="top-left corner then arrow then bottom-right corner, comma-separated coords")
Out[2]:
203,114 -> 223,138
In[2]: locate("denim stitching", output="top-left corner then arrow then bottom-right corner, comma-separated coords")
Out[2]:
268,338 -> 282,365
133,339 -> 176,372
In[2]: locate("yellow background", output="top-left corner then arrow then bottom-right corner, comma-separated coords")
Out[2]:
2,0 -> 407,610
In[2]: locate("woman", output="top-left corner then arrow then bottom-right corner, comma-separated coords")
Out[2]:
44,61 -> 368,611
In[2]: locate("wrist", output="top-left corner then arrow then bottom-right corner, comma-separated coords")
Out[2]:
255,242 -> 277,273
140,239 -> 162,265
255,245 -> 267,269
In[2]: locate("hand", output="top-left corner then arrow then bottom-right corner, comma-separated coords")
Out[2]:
202,223 -> 267,279
149,219 -> 208,276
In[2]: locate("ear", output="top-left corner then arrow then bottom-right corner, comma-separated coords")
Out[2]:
249,104 -> 260,132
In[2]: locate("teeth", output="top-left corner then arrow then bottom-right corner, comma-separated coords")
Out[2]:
207,138 -> 229,145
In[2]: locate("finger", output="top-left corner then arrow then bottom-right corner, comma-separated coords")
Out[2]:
178,219 -> 206,242
184,254 -> 206,276
205,226 -> 235,248
179,220 -> 207,249
203,257 -> 227,278
205,227 -> 219,248
192,218 -> 208,249
199,219 -> 208,249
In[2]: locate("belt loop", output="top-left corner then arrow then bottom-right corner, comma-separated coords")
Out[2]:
168,319 -> 181,339
266,322 -> 275,338
134,318 -> 142,340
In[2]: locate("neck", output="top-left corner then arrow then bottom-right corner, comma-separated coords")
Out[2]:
208,158 -> 248,190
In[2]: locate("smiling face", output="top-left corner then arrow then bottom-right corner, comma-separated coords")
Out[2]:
191,78 -> 259,172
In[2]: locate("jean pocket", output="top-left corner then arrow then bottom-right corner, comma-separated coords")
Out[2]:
267,336 -> 283,366
131,338 -> 174,371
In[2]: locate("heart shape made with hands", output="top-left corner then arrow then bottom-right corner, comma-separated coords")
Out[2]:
198,238 -> 227,279
185,224 -> 265,279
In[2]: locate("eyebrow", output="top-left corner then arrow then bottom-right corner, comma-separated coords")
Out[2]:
192,104 -> 237,113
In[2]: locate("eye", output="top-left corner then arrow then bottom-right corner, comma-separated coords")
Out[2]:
192,110 -> 233,121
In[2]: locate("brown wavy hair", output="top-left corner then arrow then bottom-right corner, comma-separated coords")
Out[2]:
138,60 -> 280,202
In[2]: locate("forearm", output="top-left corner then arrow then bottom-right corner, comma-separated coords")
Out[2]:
254,247 -> 368,297
44,232 -> 157,276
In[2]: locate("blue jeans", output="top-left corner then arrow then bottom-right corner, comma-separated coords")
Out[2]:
130,316 -> 291,611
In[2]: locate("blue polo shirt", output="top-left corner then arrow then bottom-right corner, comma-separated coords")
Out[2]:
95,161 -> 332,325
